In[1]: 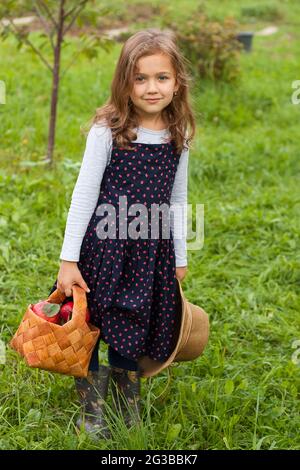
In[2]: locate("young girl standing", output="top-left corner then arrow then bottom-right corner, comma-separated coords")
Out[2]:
49,28 -> 196,438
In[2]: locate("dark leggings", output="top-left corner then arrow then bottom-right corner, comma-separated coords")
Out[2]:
89,337 -> 138,371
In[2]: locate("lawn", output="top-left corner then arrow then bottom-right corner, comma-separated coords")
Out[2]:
0,0 -> 299,450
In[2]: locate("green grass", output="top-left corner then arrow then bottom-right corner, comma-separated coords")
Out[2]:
0,0 -> 300,450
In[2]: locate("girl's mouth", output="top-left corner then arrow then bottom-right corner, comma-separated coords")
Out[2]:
146,99 -> 161,103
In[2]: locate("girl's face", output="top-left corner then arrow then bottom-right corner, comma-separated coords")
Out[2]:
129,52 -> 179,125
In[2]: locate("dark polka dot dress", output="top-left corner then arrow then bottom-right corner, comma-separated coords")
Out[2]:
50,138 -> 181,363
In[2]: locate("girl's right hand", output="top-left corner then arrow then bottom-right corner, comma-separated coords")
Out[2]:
57,260 -> 91,297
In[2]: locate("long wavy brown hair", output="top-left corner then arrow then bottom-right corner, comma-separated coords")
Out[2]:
88,28 -> 196,155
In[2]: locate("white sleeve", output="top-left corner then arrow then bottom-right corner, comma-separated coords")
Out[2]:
59,124 -> 111,262
170,145 -> 189,267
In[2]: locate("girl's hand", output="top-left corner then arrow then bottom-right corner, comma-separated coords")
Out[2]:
176,266 -> 188,282
57,260 -> 90,297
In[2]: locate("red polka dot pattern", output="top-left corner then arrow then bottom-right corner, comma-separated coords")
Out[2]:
73,140 -> 181,362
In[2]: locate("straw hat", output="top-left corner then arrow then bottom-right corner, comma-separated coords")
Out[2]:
137,277 -> 210,378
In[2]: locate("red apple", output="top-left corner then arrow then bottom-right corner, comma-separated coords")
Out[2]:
32,301 -> 61,323
59,301 -> 91,323
86,307 -> 91,323
59,301 -> 73,322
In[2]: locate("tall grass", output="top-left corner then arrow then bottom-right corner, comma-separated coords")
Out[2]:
0,0 -> 299,450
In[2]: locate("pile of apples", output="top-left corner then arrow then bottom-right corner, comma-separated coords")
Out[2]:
32,300 -> 90,325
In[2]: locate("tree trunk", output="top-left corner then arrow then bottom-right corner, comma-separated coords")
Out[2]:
45,0 -> 65,165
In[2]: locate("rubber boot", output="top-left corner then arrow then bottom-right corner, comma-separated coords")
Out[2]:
75,365 -> 111,439
110,366 -> 142,429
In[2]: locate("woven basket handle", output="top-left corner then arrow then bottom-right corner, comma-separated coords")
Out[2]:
46,284 -> 87,323
70,284 -> 88,323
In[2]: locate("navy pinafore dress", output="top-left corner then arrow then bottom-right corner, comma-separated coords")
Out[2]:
50,136 -> 182,363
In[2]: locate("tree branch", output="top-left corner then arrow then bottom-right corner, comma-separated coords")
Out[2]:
63,0 -> 89,35
60,34 -> 93,80
63,0 -> 89,21
0,17 -> 53,73
37,0 -> 58,29
33,0 -> 55,52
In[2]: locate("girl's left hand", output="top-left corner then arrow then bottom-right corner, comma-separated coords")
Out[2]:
176,266 -> 188,282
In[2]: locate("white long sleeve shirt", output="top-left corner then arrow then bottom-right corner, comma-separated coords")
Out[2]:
60,123 -> 189,267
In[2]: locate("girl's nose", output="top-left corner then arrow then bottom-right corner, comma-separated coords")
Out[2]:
145,80 -> 160,93
146,88 -> 159,94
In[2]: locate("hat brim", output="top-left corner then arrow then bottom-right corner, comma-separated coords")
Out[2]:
138,276 -> 189,378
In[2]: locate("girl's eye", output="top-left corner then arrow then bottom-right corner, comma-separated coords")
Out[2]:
135,76 -> 168,81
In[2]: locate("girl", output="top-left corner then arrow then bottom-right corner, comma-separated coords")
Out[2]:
49,28 -> 196,438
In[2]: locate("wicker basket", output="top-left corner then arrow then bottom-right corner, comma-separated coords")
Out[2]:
9,285 -> 100,377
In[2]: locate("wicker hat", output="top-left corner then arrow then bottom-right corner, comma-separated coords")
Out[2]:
137,277 -> 210,378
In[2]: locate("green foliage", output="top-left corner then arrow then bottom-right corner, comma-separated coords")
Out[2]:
0,0 -> 33,18
165,14 -> 243,82
0,1 -> 114,63
0,0 -> 300,451
240,4 -> 284,22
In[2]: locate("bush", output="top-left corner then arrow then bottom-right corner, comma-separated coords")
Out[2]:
165,14 -> 243,82
241,4 -> 284,22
